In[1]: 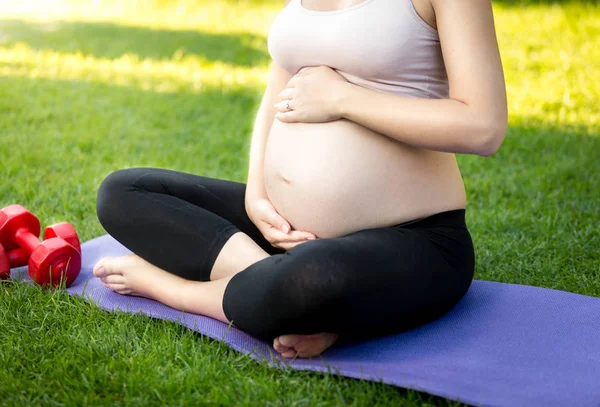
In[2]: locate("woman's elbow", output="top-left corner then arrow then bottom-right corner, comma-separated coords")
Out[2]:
475,118 -> 507,157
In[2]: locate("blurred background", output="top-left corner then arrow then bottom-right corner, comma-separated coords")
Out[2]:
0,0 -> 598,404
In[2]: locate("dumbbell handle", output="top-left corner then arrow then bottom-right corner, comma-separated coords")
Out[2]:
13,228 -> 43,254
8,248 -> 29,267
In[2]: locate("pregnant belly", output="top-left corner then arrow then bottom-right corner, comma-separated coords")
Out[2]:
262,118 -> 466,239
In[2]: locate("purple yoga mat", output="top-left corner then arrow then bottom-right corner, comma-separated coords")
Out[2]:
10,234 -> 600,406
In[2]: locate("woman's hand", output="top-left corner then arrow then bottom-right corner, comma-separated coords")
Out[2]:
274,65 -> 349,123
246,197 -> 318,250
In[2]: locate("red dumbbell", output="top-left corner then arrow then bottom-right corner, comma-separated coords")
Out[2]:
0,222 -> 81,271
0,244 -> 29,280
0,226 -> 79,272
0,205 -> 81,288
0,244 -> 10,280
4,247 -> 29,267
44,222 -> 81,254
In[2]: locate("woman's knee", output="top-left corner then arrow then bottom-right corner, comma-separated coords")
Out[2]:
223,246 -> 354,338
96,168 -> 145,226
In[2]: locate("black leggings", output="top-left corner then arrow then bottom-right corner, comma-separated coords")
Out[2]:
96,167 -> 475,342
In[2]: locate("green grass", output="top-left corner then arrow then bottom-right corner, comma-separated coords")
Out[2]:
0,0 -> 598,405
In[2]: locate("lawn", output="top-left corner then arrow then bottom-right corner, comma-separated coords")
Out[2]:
0,0 -> 598,405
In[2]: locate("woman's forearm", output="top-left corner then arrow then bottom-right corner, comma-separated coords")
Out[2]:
246,101 -> 271,201
246,88 -> 279,206
246,63 -> 294,207
336,82 -> 506,156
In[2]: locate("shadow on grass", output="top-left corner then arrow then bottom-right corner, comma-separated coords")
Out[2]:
0,19 -> 270,66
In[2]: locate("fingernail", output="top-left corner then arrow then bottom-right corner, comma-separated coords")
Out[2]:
307,236 -> 316,240
281,224 -> 289,233
97,267 -> 105,277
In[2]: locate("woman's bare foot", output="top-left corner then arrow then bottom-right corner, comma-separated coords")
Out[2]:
94,254 -> 340,357
273,332 -> 340,358
92,253 -> 182,300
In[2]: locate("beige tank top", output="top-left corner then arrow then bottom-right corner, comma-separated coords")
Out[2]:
267,0 -> 449,99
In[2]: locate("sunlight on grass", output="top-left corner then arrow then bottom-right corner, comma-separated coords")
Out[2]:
495,3 -> 599,133
0,1 -> 276,92
0,44 -> 268,93
0,0 -> 278,33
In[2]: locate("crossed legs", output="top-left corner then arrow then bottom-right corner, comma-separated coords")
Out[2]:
93,231 -> 340,357
94,166 -> 343,357
94,168 -> 474,359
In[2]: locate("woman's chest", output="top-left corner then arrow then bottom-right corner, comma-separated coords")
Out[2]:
268,0 -> 439,80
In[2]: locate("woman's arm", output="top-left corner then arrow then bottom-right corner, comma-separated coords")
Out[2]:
246,0 -> 293,207
246,61 -> 293,206
336,0 -> 507,157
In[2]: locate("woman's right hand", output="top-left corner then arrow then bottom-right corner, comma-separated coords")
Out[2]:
246,197 -> 318,250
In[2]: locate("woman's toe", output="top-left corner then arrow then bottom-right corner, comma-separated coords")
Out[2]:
281,350 -> 297,359
105,283 -> 132,295
93,258 -> 109,277
274,337 -> 291,352
278,334 -> 302,349
101,274 -> 126,285
279,333 -> 340,358
95,257 -> 126,279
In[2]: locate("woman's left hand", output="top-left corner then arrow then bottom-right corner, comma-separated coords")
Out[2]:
274,65 -> 349,123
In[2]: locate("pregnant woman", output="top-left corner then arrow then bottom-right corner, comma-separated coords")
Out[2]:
93,0 -> 507,358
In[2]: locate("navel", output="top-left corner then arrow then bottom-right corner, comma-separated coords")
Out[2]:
277,171 -> 293,184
